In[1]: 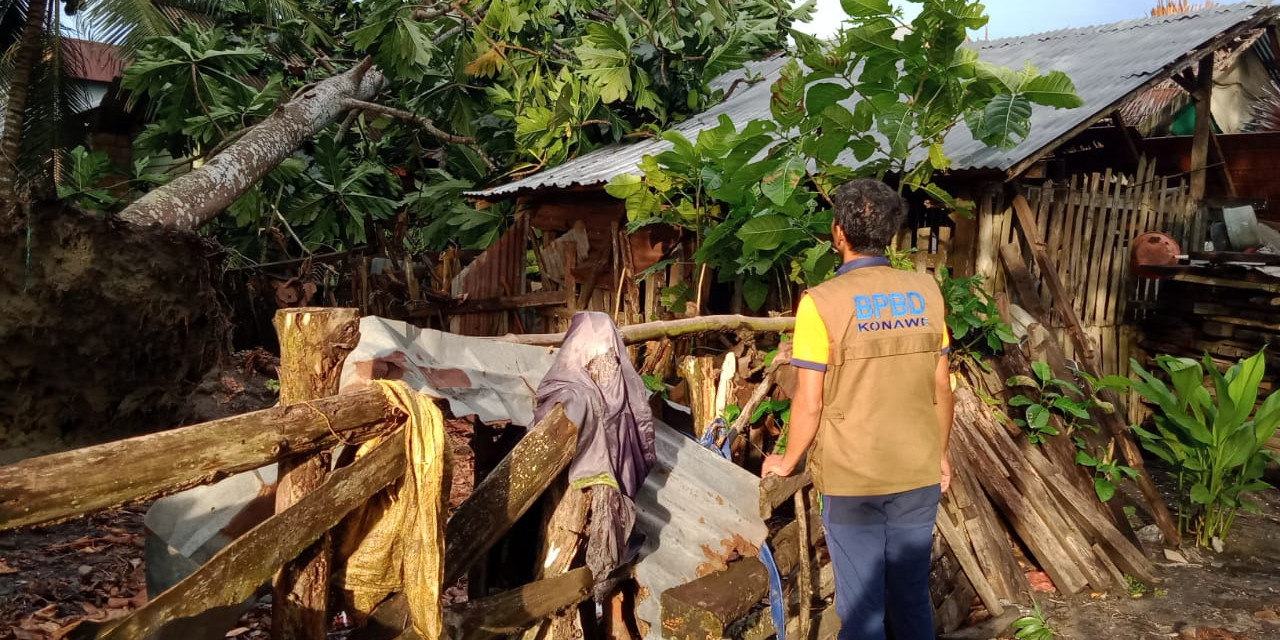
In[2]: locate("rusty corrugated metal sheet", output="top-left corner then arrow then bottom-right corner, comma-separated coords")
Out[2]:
451,218 -> 527,336
632,418 -> 768,638
470,2 -> 1276,199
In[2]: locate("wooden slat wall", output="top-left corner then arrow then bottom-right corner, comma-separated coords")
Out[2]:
976,160 -> 1196,386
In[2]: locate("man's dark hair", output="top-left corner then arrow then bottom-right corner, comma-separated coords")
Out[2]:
830,179 -> 908,256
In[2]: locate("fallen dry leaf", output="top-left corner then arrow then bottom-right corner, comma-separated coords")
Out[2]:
0,557 -> 19,574
226,627 -> 252,637
1254,610 -> 1280,625
105,597 -> 133,609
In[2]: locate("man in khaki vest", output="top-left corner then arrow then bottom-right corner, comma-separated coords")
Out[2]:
762,178 -> 954,640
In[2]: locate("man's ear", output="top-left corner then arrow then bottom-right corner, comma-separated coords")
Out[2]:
831,223 -> 846,250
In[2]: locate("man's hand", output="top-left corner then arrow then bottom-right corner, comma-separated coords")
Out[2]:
941,454 -> 952,493
761,454 -> 795,479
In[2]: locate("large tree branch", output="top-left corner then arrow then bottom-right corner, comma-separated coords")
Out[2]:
341,99 -> 497,172
500,315 -> 797,346
117,62 -> 387,229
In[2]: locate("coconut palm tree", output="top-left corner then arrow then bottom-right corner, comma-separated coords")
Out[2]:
0,0 -> 309,221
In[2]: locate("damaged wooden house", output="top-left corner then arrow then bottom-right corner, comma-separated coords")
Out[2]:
6,5 -> 1280,640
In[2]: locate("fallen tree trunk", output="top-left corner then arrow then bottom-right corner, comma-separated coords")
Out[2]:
75,435 -> 405,640
117,62 -> 386,229
500,315 -> 796,346
0,389 -> 394,530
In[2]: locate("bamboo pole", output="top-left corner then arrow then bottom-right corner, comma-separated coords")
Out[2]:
500,315 -> 796,347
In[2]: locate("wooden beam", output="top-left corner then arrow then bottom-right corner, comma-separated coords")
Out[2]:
447,290 -> 569,316
1009,193 -> 1094,362
271,308 -> 361,640
1190,55 -> 1214,203
759,470 -> 812,520
1111,111 -> 1141,166
443,404 -> 576,585
500,314 -> 796,346
78,436 -> 406,640
0,389 -> 394,531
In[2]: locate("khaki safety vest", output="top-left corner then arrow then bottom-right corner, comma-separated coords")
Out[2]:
806,265 -> 946,496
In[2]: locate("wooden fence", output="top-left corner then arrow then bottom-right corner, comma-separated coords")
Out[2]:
971,158 -> 1198,382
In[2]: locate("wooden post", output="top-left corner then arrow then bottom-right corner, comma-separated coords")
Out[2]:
1189,55 -> 1214,204
271,307 -> 361,640
794,488 -> 814,640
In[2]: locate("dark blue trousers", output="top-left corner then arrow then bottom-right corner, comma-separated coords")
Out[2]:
822,485 -> 941,640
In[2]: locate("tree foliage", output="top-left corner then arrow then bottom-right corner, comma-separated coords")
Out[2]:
59,0 -> 806,259
608,0 -> 1083,309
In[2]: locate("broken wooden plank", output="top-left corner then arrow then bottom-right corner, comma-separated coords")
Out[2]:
501,315 -> 796,346
444,404 -> 576,585
759,470 -> 812,520
80,435 -> 405,640
951,389 -> 1090,594
271,307 -> 361,640
0,389 -> 395,531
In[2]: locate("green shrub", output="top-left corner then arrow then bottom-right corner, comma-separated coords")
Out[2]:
938,267 -> 1017,363
1125,350 -> 1280,547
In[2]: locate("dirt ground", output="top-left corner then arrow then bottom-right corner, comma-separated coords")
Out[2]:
3,486 -> 1277,640
952,484 -> 1280,640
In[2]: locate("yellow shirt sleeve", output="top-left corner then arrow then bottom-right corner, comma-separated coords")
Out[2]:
792,294 -> 829,372
941,322 -> 951,355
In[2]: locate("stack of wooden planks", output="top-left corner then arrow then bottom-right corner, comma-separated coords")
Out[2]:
1138,259 -> 1280,451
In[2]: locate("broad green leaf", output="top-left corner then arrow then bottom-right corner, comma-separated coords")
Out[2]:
1027,404 -> 1050,430
1094,478 -> 1116,502
737,214 -> 792,252
973,93 -> 1033,151
761,157 -> 808,207
1189,483 -> 1214,505
807,83 -> 854,117
840,0 -> 892,17
1032,361 -> 1052,383
875,103 -> 915,160
1227,350 -> 1266,414
743,277 -> 770,311
1022,71 -> 1084,109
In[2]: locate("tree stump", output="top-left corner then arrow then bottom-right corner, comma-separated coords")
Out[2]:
271,307 -> 361,640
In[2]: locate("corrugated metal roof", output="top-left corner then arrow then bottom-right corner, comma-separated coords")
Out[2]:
472,1 -> 1276,199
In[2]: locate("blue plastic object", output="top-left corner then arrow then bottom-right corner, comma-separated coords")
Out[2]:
696,417 -> 786,640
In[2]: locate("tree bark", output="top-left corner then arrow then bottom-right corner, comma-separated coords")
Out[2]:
0,0 -> 48,221
116,63 -> 386,229
0,388 -> 393,531
500,314 -> 797,346
271,307 -> 361,640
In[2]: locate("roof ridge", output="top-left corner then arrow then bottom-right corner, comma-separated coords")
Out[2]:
973,1 -> 1269,48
